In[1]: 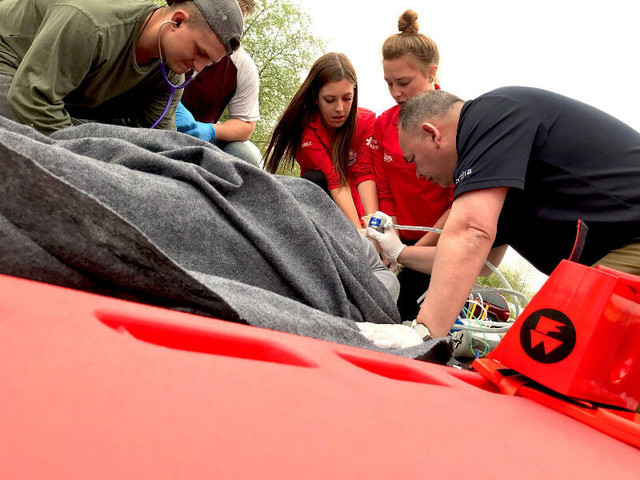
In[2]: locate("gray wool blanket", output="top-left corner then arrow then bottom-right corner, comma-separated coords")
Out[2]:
0,117 -> 450,362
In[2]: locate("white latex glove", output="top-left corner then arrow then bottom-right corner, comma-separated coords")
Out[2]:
365,226 -> 405,263
357,322 -> 424,348
364,210 -> 393,230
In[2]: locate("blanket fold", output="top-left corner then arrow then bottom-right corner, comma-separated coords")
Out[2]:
0,118 -> 451,361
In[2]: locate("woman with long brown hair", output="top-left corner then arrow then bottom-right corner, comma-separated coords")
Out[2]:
264,52 -> 378,230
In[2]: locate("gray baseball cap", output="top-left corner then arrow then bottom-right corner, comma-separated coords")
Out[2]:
169,0 -> 243,52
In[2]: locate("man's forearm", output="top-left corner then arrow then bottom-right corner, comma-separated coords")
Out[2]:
396,245 -> 437,273
417,188 -> 508,337
415,209 -> 450,247
213,118 -> 255,142
7,73 -> 72,134
416,226 -> 495,337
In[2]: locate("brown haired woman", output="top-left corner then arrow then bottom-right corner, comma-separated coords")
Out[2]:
264,52 -> 378,230
372,10 -> 453,320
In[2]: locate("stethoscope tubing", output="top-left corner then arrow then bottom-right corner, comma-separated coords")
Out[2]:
150,20 -> 198,129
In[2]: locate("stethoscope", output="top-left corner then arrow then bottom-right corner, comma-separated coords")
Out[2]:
150,20 -> 201,129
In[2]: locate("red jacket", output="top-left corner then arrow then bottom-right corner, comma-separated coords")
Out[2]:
373,105 -> 453,240
297,108 -> 377,219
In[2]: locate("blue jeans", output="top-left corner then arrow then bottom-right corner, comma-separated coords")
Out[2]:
215,139 -> 262,167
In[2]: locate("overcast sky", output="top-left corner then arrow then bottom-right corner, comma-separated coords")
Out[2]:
297,0 -> 640,290
299,0 -> 640,131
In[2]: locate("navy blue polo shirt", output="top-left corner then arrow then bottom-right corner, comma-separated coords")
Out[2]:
454,86 -> 640,274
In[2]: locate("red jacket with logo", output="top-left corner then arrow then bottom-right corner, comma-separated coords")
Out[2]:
373,104 -> 453,240
297,108 -> 377,219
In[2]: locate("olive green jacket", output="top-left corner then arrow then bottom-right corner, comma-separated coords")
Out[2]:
0,0 -> 182,133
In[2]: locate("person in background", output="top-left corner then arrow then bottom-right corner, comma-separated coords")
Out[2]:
0,0 -> 243,134
175,0 -> 261,165
370,87 -> 640,338
371,10 -> 453,321
263,52 -> 378,230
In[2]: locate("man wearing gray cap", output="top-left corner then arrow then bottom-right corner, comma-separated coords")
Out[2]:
0,0 -> 243,134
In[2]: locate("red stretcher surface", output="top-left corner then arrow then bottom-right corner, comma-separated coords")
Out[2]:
0,274 -> 639,479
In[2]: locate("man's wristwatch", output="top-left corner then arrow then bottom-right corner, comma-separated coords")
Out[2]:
410,320 -> 432,341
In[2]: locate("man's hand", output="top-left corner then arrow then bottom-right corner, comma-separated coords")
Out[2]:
175,102 -> 216,142
365,227 -> 405,263
365,216 -> 405,264
175,102 -> 197,131
363,210 -> 393,230
184,121 -> 216,142
357,322 -> 423,348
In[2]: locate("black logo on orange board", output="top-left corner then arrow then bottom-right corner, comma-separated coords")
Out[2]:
519,309 -> 576,363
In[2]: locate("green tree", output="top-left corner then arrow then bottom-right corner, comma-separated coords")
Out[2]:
477,264 -> 536,318
242,0 -> 324,153
151,0 -> 324,165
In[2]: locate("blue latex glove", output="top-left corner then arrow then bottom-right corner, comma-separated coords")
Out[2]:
185,121 -> 216,142
175,102 -> 197,131
175,102 -> 216,142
